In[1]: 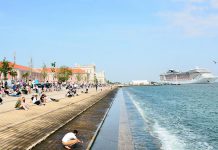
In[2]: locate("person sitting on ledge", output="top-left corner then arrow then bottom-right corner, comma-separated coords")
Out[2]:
0,97 -> 3,104
40,93 -> 47,105
84,85 -> 88,94
40,92 -> 59,102
31,94 -> 42,105
4,88 -> 10,95
62,130 -> 83,150
9,89 -> 22,97
21,87 -> 28,95
15,97 -> 29,110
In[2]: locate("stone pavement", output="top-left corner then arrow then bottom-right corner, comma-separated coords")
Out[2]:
32,90 -> 118,150
0,90 -> 67,114
0,87 -> 113,150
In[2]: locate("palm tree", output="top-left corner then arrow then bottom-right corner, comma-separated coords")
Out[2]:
0,58 -> 13,81
22,72 -> 29,82
9,70 -> 18,80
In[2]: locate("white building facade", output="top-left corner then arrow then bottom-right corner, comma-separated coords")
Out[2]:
96,71 -> 106,84
130,80 -> 150,86
73,64 -> 96,83
73,64 -> 106,84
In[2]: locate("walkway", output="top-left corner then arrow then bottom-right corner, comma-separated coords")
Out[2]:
0,87 -> 113,150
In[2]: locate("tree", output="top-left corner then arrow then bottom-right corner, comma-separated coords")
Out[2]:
0,58 -> 13,80
9,70 -> 18,80
107,80 -> 111,84
76,73 -> 82,83
57,66 -> 72,82
41,63 -> 48,82
22,72 -> 29,82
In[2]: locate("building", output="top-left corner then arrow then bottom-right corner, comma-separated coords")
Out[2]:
1,62 -> 106,84
73,64 -> 107,84
0,62 -> 43,81
34,68 -> 59,82
96,71 -> 106,84
35,67 -> 87,83
71,68 -> 87,83
73,64 -> 96,83
130,80 -> 150,86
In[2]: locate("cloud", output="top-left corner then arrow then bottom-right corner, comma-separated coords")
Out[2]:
158,0 -> 218,37
211,0 -> 218,8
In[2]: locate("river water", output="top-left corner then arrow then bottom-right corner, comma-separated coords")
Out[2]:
123,84 -> 218,150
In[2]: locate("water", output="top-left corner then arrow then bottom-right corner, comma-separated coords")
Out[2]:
92,90 -> 120,150
123,84 -> 218,150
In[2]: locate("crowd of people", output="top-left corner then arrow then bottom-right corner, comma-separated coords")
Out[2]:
0,80 -> 58,109
0,80 -> 108,111
0,80 -> 110,149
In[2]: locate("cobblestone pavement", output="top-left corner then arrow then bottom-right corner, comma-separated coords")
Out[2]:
0,87 -> 114,150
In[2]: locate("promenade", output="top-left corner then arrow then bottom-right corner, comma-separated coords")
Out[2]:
0,87 -> 115,150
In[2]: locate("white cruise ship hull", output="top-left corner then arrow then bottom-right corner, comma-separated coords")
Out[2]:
162,76 -> 218,84
160,68 -> 218,85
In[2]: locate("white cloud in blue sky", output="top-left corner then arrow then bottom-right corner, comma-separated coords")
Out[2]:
159,0 -> 218,36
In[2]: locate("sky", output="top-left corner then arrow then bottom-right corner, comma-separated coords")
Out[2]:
0,0 -> 218,82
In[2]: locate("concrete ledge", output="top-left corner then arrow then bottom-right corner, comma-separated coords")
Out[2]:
86,92 -> 116,150
118,89 -> 135,150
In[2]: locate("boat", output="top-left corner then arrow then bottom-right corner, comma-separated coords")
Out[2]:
160,68 -> 218,84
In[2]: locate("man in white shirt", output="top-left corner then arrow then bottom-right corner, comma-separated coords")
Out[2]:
62,130 -> 83,149
31,94 -> 41,105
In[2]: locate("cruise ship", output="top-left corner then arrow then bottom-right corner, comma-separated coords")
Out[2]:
160,68 -> 218,84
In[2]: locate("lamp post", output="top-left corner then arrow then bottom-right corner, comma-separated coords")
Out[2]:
51,62 -> 56,82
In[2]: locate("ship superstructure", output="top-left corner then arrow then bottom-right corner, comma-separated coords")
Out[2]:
160,68 -> 218,84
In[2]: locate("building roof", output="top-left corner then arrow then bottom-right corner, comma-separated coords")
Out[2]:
0,62 -> 31,71
34,68 -> 59,73
35,68 -> 86,74
0,62 -> 86,74
71,68 -> 86,74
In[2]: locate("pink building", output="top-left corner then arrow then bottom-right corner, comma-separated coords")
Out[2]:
0,62 -> 43,81
0,62 -> 88,83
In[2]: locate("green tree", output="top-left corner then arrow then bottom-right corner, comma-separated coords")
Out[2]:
9,70 -> 18,80
22,72 -> 29,82
57,66 -> 72,82
0,58 -> 13,80
41,63 -> 48,82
